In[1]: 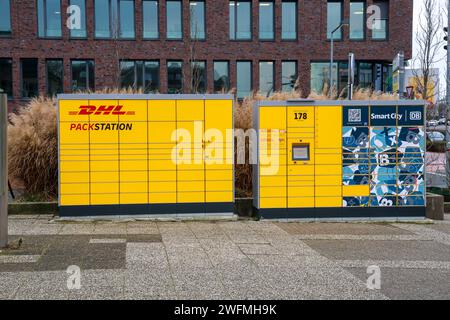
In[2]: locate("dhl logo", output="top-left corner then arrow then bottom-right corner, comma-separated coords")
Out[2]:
68,105 -> 135,116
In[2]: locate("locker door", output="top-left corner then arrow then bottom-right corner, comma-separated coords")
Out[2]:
148,100 -> 177,204
259,106 -> 287,209
176,100 -> 205,205
204,100 -> 233,203
59,99 -> 90,206
287,106 -> 315,208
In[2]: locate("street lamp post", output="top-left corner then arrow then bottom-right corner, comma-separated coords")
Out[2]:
329,20 -> 349,97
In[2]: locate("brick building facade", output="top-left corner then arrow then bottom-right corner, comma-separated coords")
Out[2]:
0,0 -> 413,111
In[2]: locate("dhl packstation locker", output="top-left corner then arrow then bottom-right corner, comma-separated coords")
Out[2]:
253,100 -> 426,219
58,94 -> 234,217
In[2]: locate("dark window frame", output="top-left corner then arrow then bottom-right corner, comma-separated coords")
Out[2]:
190,60 -> 207,93
229,0 -> 252,41
0,0 -> 12,37
45,58 -> 64,96
119,59 -> 160,92
326,0 -> 344,41
118,0 -> 136,39
259,60 -> 275,95
142,0 -> 159,40
281,60 -> 298,91
236,60 -> 253,100
281,0 -> 298,41
213,60 -> 230,92
94,0 -> 136,40
70,59 -> 95,92
166,0 -> 183,40
167,60 -> 183,93
0,58 -> 13,98
37,0 -> 63,39
189,0 -> 206,41
349,1 -> 366,41
258,0 -> 275,41
20,58 -> 39,99
68,0 -> 87,39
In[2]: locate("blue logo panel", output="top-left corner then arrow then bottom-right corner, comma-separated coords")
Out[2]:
398,106 -> 425,126
370,106 -> 398,126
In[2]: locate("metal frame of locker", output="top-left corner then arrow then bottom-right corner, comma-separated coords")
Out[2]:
57,94 -> 235,217
253,99 -> 427,220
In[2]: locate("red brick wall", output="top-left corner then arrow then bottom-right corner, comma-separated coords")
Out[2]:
1,0 -> 413,110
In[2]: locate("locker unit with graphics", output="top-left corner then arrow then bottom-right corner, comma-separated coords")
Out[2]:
253,100 -> 426,219
58,94 -> 234,216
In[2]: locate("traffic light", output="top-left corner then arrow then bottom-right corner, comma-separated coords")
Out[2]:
445,27 -> 448,50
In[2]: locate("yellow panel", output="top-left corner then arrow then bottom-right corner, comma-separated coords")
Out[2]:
343,185 -> 370,197
60,183 -> 89,195
178,192 -> 205,203
205,100 -> 232,131
90,171 -> 119,183
315,148 -> 341,154
120,182 -> 147,193
120,160 -> 148,171
91,194 -> 119,205
91,183 -> 119,194
315,165 -> 341,175
260,106 -> 286,129
288,186 -> 314,197
87,100 -> 119,122
60,194 -> 90,206
60,147 -> 89,154
149,181 -> 176,192
207,162 -> 233,170
90,148 -> 118,155
288,197 -> 314,208
178,170 -> 205,181
149,192 -> 176,203
287,179 -> 314,187
315,197 -> 341,207
59,99 -> 89,122
60,161 -> 89,172
90,125 -> 119,144
206,192 -> 233,203
315,175 -> 342,186
90,161 -> 119,172
148,171 -> 176,181
120,154 -> 147,161
315,186 -> 342,197
60,122 -> 89,145
120,122 -> 148,143
260,187 -> 286,197
260,176 -> 286,187
120,171 -> 148,182
206,181 -> 233,191
287,106 -> 314,128
148,100 -> 176,121
118,99 -> 147,122
287,165 -> 314,175
90,155 -> 119,161
260,197 -> 286,209
61,172 -> 89,184
148,160 -> 176,170
315,106 -> 342,149
178,181 -> 205,192
315,154 -> 342,165
148,122 -> 176,143
177,100 -> 204,121
120,193 -> 148,204
206,170 -> 233,181
60,155 -> 89,161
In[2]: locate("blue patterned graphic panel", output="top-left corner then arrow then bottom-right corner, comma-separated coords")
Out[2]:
370,127 -> 397,153
343,197 -> 370,207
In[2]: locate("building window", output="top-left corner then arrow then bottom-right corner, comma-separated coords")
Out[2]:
349,1 -> 365,40
236,61 -> 252,99
372,1 -> 388,40
69,0 -> 87,38
282,61 -> 297,92
46,59 -> 63,96
0,0 -> 11,36
358,62 -> 373,88
190,1 -> 205,40
214,61 -> 230,92
120,60 -> 159,93
310,62 -> 337,94
71,60 -> 94,91
259,1 -> 274,40
21,59 -> 39,98
282,1 -> 297,40
0,58 -> 12,97
94,0 -> 135,39
37,0 -> 62,38
229,1 -> 251,40
191,61 -> 206,93
167,61 -> 183,93
327,1 -> 342,40
259,61 -> 274,96
167,1 -> 182,39
143,0 -> 159,39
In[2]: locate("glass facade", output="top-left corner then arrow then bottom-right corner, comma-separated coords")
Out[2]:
282,61 -> 297,92
71,60 -> 94,91
95,0 -> 111,38
372,1 -> 388,40
214,61 -> 230,92
358,62 -> 373,88
46,59 -> 63,96
259,61 -> 274,96
259,1 -> 274,40
310,62 -> 337,94
0,58 -> 12,97
349,2 -> 364,40
167,1 -> 182,39
236,61 -> 252,99
191,61 -> 206,93
190,1 -> 205,40
69,0 -> 87,38
95,0 -> 134,38
281,1 -> 297,40
0,0 -> 11,36
120,60 -> 159,92
327,1 -> 342,40
21,59 -> 39,98
167,61 -> 182,93
230,1 -> 251,40
143,0 -> 159,39
119,0 -> 135,39
38,0 -> 62,37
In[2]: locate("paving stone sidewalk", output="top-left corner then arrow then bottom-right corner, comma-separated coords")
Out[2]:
1,215 -> 450,300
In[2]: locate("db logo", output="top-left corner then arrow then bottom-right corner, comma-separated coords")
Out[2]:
69,105 -> 135,116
